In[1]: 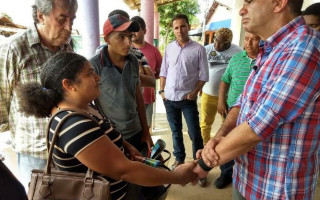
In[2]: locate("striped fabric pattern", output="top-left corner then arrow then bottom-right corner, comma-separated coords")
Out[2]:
221,50 -> 255,107
131,46 -> 149,68
233,16 -> 320,200
50,111 -> 127,200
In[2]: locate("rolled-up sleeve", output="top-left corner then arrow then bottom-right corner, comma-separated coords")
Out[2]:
233,93 -> 243,109
245,45 -> 320,141
221,62 -> 232,84
0,43 -> 15,132
159,48 -> 168,78
198,46 -> 209,82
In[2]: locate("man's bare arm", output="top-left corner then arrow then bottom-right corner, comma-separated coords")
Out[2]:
185,80 -> 206,100
159,76 -> 166,100
140,67 -> 155,87
215,106 -> 239,138
194,121 -> 261,178
217,81 -> 230,117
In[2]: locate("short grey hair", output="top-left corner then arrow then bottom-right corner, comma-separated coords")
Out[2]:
32,0 -> 78,24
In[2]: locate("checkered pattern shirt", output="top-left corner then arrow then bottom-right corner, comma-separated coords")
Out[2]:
0,24 -> 73,159
233,16 -> 320,200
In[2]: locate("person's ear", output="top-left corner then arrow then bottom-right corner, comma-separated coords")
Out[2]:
37,10 -> 45,25
143,29 -> 147,35
62,79 -> 75,92
273,0 -> 288,13
104,35 -> 110,45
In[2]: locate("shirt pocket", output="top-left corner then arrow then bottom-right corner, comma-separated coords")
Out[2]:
19,65 -> 42,84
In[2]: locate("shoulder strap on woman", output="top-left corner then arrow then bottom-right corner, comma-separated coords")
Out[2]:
45,109 -> 99,153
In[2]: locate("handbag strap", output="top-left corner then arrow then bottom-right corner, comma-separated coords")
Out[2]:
161,149 -> 171,164
45,109 -> 99,175
92,100 -> 115,126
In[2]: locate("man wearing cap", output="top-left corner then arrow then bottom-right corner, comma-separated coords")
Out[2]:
90,14 -> 153,152
95,9 -> 156,88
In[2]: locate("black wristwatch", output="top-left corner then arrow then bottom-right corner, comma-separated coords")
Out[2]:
158,90 -> 164,95
197,158 -> 213,172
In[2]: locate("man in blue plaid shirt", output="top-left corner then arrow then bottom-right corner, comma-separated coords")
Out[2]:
192,0 -> 320,199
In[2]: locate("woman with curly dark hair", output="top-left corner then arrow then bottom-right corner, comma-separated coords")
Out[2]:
17,52 -> 196,200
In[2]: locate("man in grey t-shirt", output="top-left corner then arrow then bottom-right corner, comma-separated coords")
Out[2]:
90,14 -> 153,152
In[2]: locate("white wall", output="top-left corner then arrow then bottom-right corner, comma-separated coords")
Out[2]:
230,0 -> 244,47
208,5 -> 232,23
303,0 -> 320,9
206,4 -> 240,46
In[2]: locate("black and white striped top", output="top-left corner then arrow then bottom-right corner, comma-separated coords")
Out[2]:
49,110 -> 127,200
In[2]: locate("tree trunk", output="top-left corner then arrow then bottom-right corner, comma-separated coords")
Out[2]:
164,23 -> 171,45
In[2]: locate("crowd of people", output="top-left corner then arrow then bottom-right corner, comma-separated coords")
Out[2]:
0,0 -> 319,199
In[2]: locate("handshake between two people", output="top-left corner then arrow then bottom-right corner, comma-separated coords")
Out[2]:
173,137 -> 222,186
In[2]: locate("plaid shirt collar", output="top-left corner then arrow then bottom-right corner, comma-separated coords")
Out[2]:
28,23 -> 71,51
265,16 -> 305,49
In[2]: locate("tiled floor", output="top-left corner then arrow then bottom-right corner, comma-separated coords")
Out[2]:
151,111 -> 233,200
1,95 -> 320,200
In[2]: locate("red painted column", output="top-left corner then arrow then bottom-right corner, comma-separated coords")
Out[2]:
141,0 -> 154,45
154,10 -> 160,46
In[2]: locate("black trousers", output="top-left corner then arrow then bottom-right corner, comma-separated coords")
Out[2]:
0,160 -> 27,200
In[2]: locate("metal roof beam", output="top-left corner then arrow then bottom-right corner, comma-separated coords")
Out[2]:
122,0 -> 184,10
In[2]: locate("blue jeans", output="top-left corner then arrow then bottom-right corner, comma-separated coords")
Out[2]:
220,160 -> 234,177
17,153 -> 47,191
163,99 -> 203,162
